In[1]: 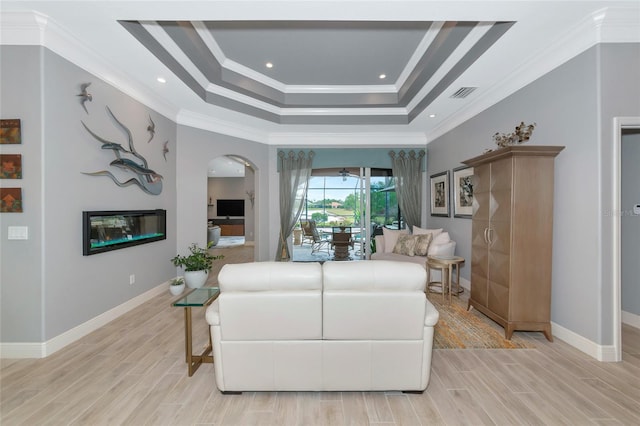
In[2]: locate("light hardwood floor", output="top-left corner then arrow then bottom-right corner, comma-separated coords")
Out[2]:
2,245 -> 639,425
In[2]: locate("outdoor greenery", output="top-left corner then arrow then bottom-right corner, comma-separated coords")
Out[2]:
303,180 -> 399,228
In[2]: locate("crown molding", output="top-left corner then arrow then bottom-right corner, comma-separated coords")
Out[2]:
176,109 -> 268,143
426,6 -> 640,142
1,10 -> 180,122
268,131 -> 427,146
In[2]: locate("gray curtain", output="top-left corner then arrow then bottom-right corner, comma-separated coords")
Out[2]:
277,150 -> 314,261
389,150 -> 426,231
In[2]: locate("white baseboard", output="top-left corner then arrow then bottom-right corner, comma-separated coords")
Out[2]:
0,282 -> 168,359
551,321 -> 619,362
622,310 -> 640,329
459,276 -> 470,291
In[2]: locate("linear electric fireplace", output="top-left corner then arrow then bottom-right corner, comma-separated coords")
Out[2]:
83,209 -> 166,255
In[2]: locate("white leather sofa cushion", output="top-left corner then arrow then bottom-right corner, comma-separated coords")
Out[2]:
323,259 -> 425,291
322,261 -> 427,340
218,261 -> 322,291
213,262 -> 322,340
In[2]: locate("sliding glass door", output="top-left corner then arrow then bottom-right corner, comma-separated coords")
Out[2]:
294,167 -> 400,261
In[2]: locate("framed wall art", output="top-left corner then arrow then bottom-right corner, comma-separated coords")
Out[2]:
1,154 -> 22,179
0,187 -> 23,212
453,166 -> 474,218
430,170 -> 450,217
0,119 -> 22,144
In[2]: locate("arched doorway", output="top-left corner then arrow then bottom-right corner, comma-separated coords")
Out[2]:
207,155 -> 256,258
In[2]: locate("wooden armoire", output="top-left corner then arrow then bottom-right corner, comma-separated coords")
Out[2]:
462,145 -> 564,341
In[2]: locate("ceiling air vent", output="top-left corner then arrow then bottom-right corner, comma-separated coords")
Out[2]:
450,87 -> 477,99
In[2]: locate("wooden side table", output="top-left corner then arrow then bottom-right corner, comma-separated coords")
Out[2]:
172,287 -> 220,376
426,255 -> 465,303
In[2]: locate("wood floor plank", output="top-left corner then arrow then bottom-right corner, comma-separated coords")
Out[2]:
341,392 -> 371,426
363,392 -> 394,423
385,394 -> 420,426
405,391 -> 445,426
271,391 -> 300,426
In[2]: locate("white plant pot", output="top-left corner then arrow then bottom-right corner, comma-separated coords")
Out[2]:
184,270 -> 209,288
169,283 -> 185,296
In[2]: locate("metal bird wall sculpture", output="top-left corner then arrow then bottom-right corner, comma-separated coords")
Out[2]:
78,82 -> 92,114
147,115 -> 155,142
82,106 -> 163,195
162,141 -> 169,161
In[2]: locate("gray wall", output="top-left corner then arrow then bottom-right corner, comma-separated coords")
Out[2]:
1,46 -> 178,343
0,46 -> 44,342
176,126 -> 271,261
598,43 -> 640,339
621,129 -> 640,316
426,43 -> 640,345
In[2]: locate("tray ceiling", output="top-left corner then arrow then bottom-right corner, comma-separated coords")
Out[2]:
121,20 -> 513,125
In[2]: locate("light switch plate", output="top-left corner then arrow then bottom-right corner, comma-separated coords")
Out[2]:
8,226 -> 28,240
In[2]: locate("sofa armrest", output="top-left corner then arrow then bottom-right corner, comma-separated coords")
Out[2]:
424,299 -> 440,327
427,240 -> 456,257
205,299 -> 220,326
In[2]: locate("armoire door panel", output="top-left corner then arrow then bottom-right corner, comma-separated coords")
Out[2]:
472,192 -> 490,221
472,166 -> 490,193
488,221 -> 511,256
488,281 -> 509,319
471,220 -> 490,248
470,273 -> 488,306
471,247 -> 489,280
489,158 -> 512,191
489,189 -> 512,222
488,250 -> 510,289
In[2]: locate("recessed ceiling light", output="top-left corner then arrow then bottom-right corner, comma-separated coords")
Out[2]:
429,114 -> 437,118
265,62 -> 274,68
379,74 -> 386,79
157,77 -> 166,83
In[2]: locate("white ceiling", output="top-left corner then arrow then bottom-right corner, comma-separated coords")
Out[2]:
1,1 -> 639,145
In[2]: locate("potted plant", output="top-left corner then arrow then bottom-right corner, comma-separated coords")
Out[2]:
169,277 -> 185,296
170,242 -> 224,288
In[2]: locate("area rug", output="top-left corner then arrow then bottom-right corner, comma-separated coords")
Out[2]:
429,293 -> 535,349
213,236 -> 245,248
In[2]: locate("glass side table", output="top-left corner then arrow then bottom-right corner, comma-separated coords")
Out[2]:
172,287 -> 220,376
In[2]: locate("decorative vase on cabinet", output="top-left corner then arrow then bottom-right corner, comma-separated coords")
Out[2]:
462,145 -> 564,341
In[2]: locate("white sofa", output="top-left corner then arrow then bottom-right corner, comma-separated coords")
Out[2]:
205,260 -> 439,393
370,226 -> 456,270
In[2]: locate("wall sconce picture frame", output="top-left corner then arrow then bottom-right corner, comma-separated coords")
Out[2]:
1,154 -> 22,179
0,187 -> 23,212
430,170 -> 450,217
0,119 -> 22,144
453,166 -> 474,218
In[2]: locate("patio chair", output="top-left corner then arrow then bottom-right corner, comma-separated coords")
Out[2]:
331,226 -> 354,260
300,220 -> 331,254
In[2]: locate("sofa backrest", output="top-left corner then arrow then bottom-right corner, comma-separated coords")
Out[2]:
322,261 -> 427,340
217,261 -> 322,340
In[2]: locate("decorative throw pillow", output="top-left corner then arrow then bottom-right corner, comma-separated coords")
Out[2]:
393,233 -> 418,256
432,231 -> 451,245
412,226 -> 443,237
382,227 -> 409,253
413,233 -> 433,256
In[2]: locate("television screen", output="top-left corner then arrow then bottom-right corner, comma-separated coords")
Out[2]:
217,199 -> 244,217
83,209 -> 166,255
